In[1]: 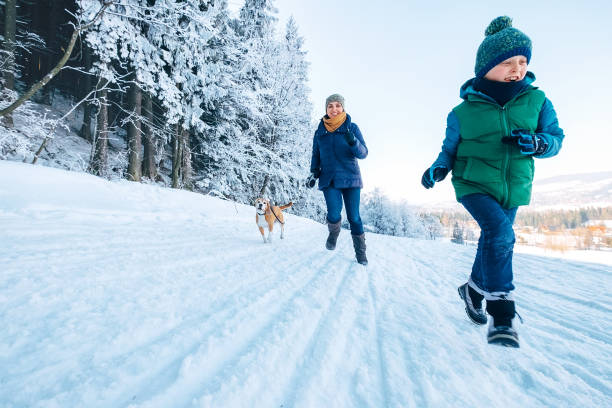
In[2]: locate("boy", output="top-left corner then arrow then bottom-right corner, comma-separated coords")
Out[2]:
421,16 -> 564,347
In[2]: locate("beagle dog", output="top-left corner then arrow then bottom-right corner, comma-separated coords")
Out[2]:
254,198 -> 293,243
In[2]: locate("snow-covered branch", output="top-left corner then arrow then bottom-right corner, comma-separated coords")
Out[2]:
0,1 -> 114,118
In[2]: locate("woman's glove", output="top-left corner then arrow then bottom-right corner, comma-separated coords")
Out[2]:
421,166 -> 449,189
306,168 -> 320,188
502,129 -> 548,156
343,130 -> 356,146
306,174 -> 316,188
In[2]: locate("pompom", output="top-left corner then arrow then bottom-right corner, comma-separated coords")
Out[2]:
485,16 -> 513,36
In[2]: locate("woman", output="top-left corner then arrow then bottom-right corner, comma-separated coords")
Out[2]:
307,94 -> 369,265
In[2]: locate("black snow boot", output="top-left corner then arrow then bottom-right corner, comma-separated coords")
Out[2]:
326,220 -> 342,250
351,233 -> 368,265
458,283 -> 487,325
486,299 -> 520,348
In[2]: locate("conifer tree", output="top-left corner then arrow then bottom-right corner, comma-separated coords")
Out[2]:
451,222 -> 465,244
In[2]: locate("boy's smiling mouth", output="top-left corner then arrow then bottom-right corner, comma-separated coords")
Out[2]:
506,76 -> 520,81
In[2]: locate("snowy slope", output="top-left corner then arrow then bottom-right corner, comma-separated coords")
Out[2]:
1,160 -> 610,408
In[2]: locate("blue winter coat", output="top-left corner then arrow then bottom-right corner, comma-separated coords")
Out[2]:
310,113 -> 368,190
431,72 -> 565,172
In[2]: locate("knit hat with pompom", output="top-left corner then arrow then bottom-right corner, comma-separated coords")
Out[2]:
475,16 -> 532,78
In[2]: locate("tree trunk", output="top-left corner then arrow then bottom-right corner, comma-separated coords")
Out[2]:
181,127 -> 193,190
141,92 -> 157,180
80,44 -> 93,141
90,79 -> 109,177
260,174 -> 270,196
126,72 -> 142,182
2,0 -> 17,126
41,0 -> 61,105
171,123 -> 181,188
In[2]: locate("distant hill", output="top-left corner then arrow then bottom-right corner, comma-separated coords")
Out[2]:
531,171 -> 612,208
415,171 -> 612,212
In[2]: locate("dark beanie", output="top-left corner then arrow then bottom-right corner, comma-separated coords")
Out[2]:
475,16 -> 532,78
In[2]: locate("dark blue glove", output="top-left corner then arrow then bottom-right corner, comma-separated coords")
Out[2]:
306,174 -> 316,188
421,166 -> 449,189
502,129 -> 548,155
306,168 -> 320,188
344,130 -> 356,146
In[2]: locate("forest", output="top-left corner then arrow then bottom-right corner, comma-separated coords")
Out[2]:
438,206 -> 612,250
436,206 -> 612,231
1,0 -> 313,205
0,0 -> 443,238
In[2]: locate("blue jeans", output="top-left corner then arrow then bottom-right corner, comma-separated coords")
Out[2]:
459,193 -> 518,295
323,187 -> 364,235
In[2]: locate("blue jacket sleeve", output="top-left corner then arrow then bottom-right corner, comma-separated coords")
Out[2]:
535,98 -> 564,158
431,111 -> 461,170
310,133 -> 320,173
350,123 -> 368,159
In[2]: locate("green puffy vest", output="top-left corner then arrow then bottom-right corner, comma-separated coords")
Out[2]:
451,87 -> 546,208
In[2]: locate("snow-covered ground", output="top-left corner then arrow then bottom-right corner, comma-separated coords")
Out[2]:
514,244 -> 612,266
1,160 -> 610,408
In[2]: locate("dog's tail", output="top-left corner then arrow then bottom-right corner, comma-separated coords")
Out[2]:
279,201 -> 293,210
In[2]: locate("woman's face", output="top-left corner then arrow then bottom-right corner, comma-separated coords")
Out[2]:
326,101 -> 344,118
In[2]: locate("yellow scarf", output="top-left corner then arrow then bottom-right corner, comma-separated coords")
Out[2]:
322,112 -> 347,133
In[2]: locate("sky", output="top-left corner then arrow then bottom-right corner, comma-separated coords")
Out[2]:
230,0 -> 612,205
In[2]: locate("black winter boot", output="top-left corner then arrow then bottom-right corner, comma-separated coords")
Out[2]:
351,233 -> 368,265
458,283 -> 487,325
326,220 -> 342,250
486,299 -> 519,348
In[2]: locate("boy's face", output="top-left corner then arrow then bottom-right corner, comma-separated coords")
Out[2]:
484,55 -> 528,82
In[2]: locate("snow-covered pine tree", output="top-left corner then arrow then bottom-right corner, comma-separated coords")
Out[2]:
397,202 -> 426,238
233,2 -> 316,210
362,188 -> 444,238
78,0 -> 155,177
279,18 -> 326,218
187,0 -> 253,201
236,0 -> 278,40
145,0 -> 224,189
421,213 -> 444,240
234,0 -> 282,199
78,0 -> 193,181
451,222 -> 465,244
362,188 -> 392,234
261,17 -> 313,206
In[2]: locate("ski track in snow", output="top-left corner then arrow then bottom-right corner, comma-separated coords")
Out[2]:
0,161 -> 611,408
